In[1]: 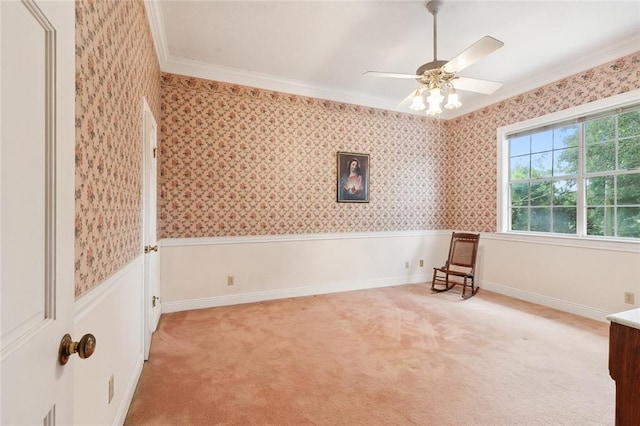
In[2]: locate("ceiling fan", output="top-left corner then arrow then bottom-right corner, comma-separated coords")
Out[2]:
364,0 -> 504,116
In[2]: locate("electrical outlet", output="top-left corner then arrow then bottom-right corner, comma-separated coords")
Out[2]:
404,261 -> 409,269
624,292 -> 635,304
227,276 -> 234,286
419,259 -> 424,267
108,375 -> 114,404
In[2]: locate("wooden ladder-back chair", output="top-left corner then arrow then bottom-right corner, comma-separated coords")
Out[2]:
431,232 -> 480,299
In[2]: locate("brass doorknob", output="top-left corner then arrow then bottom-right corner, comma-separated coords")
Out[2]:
144,245 -> 158,253
58,333 -> 96,365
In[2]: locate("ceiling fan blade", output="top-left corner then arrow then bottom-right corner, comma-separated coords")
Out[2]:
363,71 -> 421,79
453,76 -> 502,95
442,36 -> 504,74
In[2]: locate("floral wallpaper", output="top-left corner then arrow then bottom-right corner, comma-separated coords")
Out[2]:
75,0 -> 161,298
73,0 -> 638,300
159,52 -> 639,240
445,51 -> 640,232
159,75 -> 448,238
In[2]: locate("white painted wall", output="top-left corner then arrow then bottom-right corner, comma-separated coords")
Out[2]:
73,257 -> 144,426
160,230 -> 640,322
160,231 -> 450,313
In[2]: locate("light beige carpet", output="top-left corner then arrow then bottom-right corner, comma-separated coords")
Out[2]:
125,285 -> 614,425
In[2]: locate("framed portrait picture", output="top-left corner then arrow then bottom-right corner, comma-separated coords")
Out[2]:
337,152 -> 369,203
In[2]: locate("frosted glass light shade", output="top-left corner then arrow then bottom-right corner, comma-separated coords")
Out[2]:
426,88 -> 444,116
444,92 -> 462,109
409,94 -> 426,111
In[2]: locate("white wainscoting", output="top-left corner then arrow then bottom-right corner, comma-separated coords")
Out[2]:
73,257 -> 144,426
477,233 -> 640,321
160,231 -> 450,313
160,230 -> 640,322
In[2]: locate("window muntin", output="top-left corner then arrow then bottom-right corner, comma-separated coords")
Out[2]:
506,106 -> 640,239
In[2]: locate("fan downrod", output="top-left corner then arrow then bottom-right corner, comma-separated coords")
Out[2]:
425,0 -> 444,66
417,0 -> 446,79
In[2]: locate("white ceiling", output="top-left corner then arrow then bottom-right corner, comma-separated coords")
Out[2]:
146,0 -> 640,119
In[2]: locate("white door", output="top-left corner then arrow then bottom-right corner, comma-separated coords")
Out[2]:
1,0 -> 76,424
142,99 -> 160,360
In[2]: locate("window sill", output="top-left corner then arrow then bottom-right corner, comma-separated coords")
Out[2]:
485,231 -> 640,254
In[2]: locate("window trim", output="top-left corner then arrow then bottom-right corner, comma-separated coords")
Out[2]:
496,88 -> 640,238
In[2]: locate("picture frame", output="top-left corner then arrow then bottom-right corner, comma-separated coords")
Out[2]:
337,152 -> 369,203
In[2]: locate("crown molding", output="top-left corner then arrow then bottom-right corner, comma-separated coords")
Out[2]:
162,55 -> 404,113
145,1 -> 638,120
144,0 -> 420,114
144,0 -> 168,66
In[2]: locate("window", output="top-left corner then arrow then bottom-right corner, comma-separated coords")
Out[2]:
499,93 -> 640,240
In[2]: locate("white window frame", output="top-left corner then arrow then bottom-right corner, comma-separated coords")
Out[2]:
497,88 -> 640,241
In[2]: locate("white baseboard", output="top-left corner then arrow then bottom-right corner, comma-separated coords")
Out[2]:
163,275 -> 610,321
162,273 -> 431,313
480,280 -> 610,322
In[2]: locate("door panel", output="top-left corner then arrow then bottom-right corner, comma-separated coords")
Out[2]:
143,100 -> 160,359
1,1 -> 75,423
1,0 -> 50,350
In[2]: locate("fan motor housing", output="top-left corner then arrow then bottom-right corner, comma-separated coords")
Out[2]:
416,60 -> 448,77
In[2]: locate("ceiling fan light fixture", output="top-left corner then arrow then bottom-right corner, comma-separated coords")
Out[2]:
426,87 -> 444,116
428,87 -> 443,101
426,104 -> 442,116
444,86 -> 462,110
409,90 -> 426,111
363,0 -> 504,116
